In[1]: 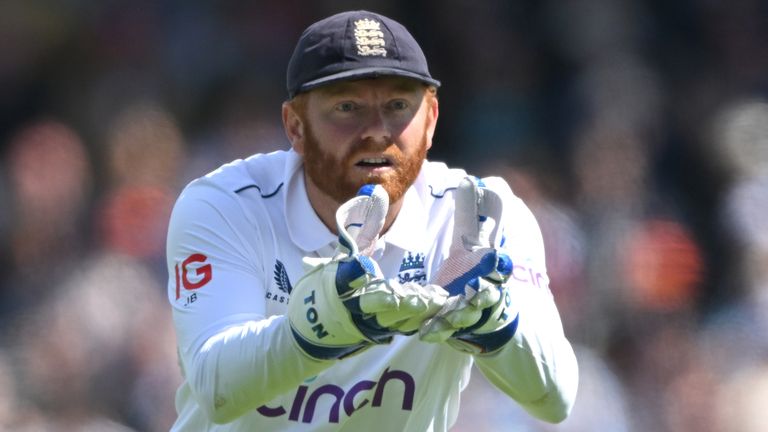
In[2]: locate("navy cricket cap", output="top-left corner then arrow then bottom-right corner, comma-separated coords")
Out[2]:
286,10 -> 441,99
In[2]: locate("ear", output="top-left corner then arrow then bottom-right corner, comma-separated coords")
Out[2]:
424,95 -> 439,150
282,101 -> 305,154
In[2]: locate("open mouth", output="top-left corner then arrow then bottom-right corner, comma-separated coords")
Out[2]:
355,157 -> 393,168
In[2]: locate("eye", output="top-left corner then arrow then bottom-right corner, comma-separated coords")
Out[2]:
388,99 -> 409,111
335,101 -> 358,112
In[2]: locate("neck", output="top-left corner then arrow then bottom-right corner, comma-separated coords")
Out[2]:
303,172 -> 403,236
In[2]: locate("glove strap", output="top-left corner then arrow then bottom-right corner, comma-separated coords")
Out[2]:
290,328 -> 370,360
347,309 -> 396,343
452,313 -> 520,354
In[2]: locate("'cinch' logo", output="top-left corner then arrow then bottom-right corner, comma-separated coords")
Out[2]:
257,367 -> 414,423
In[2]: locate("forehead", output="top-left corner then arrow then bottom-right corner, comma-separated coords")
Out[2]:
310,76 -> 426,98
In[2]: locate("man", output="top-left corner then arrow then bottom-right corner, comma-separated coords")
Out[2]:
167,10 -> 578,431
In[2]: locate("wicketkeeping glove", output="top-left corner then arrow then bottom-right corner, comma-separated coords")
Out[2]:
332,185 -> 447,337
288,185 -> 448,360
419,176 -> 519,355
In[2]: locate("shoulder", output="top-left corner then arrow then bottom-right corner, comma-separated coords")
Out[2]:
415,160 -> 521,205
416,160 -> 469,199
169,150 -> 296,236
174,150 -> 295,207
199,150 -> 293,197
417,161 -> 540,248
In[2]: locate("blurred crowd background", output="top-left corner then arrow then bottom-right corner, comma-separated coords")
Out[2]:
1,1 -> 767,431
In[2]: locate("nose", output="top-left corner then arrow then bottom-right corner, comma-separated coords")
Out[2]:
360,108 -> 391,145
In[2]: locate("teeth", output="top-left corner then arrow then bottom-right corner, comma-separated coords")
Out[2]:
362,158 -> 387,164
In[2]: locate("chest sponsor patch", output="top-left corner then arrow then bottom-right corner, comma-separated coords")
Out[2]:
256,367 -> 414,424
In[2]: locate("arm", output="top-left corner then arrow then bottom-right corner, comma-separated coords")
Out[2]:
473,196 -> 578,423
421,176 -> 578,423
167,183 -> 332,424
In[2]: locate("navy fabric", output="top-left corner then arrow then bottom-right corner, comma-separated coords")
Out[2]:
287,10 -> 440,98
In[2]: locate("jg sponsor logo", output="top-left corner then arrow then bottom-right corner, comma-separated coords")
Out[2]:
174,253 -> 212,306
257,367 -> 415,423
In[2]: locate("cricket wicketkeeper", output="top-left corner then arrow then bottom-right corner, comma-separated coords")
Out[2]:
167,10 -> 578,431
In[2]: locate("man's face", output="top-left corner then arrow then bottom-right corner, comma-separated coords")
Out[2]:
289,77 -> 438,204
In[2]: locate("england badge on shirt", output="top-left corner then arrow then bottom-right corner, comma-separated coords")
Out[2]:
397,251 -> 426,285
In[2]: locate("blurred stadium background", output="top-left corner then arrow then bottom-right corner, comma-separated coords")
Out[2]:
1,1 -> 767,430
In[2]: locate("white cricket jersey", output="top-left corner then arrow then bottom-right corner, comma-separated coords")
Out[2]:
166,149 -> 578,431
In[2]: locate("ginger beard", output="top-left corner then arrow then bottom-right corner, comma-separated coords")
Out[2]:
301,118 -> 429,205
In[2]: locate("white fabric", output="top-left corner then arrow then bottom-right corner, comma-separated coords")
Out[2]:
167,149 -> 577,430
